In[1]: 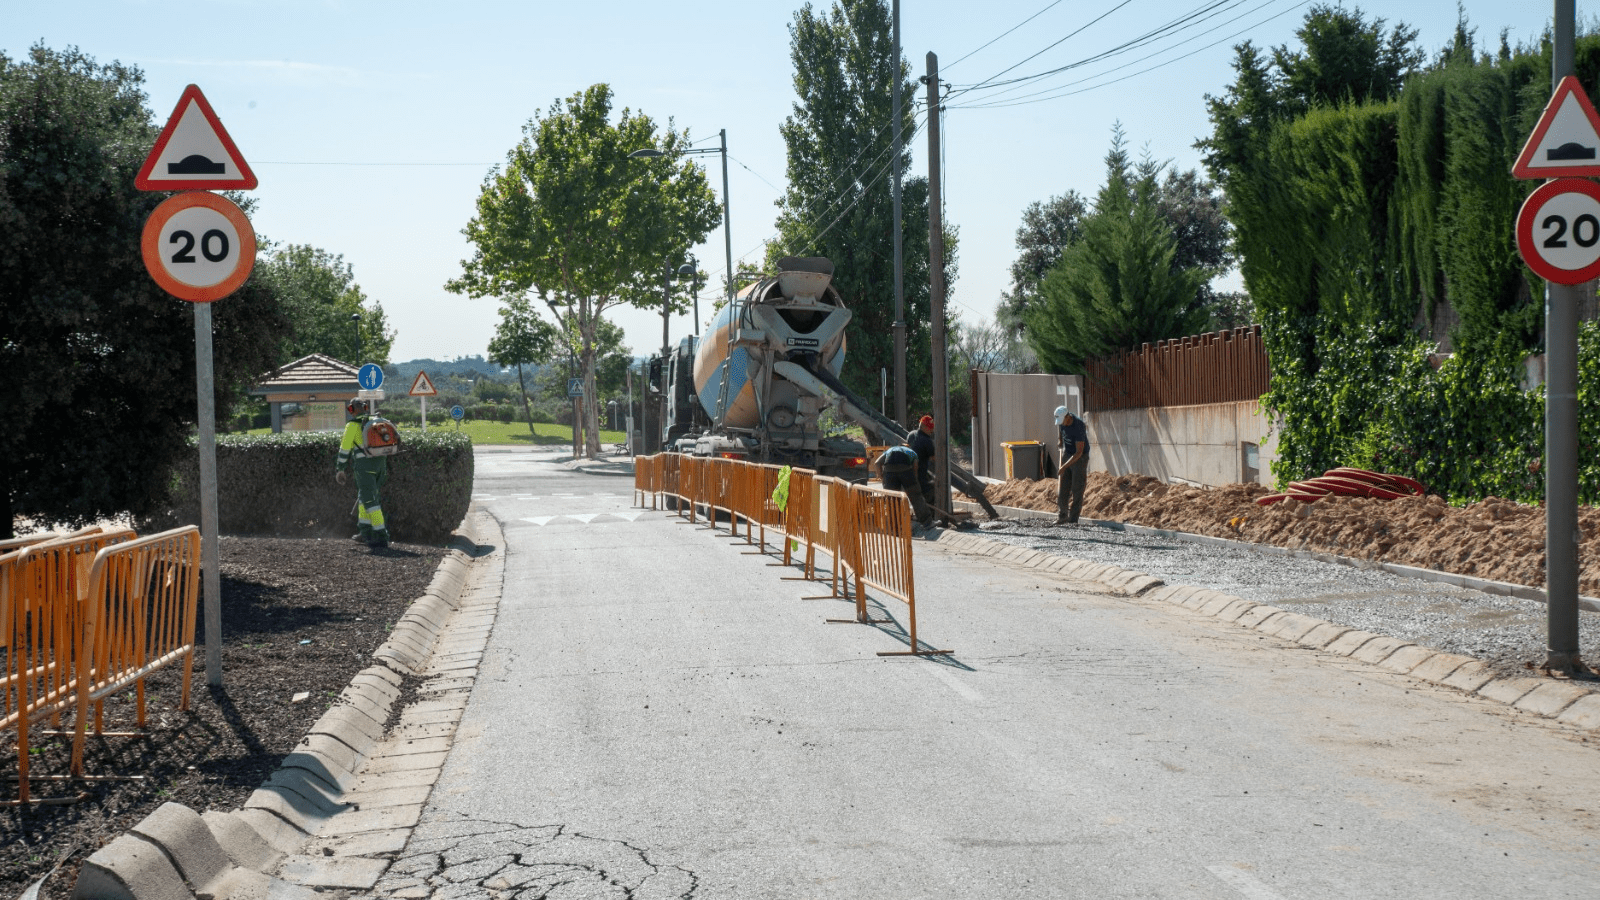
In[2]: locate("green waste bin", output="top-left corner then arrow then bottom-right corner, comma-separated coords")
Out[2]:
1002,440 -> 1045,480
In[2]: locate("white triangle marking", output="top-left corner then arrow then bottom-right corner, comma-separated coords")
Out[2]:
522,516 -> 555,526
568,514 -> 598,524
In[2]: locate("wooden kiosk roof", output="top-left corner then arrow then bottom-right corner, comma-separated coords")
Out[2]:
248,354 -> 361,403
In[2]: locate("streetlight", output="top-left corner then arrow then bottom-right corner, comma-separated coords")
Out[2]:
627,129 -> 735,310
350,312 -> 362,364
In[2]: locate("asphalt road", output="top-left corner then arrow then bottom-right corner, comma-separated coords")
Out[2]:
417,448 -> 1600,899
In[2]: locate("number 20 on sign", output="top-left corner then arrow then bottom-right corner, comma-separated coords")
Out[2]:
140,191 -> 256,302
1516,178 -> 1600,286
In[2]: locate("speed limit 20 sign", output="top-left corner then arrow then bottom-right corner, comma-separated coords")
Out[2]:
1516,178 -> 1600,285
140,191 -> 257,302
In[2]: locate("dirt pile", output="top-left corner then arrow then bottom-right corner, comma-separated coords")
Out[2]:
984,472 -> 1600,596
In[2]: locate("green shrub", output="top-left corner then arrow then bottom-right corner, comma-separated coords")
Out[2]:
153,429 -> 473,544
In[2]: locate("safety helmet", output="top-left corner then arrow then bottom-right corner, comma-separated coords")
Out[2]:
1054,405 -> 1071,423
346,398 -> 367,418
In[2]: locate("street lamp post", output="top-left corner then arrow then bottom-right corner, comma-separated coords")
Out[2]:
628,130 -> 734,309
350,312 -> 362,364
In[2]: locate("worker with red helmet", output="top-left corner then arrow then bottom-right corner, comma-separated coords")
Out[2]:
335,398 -> 390,548
907,414 -> 939,517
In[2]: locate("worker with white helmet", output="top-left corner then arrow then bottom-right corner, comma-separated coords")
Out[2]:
1055,405 -> 1089,526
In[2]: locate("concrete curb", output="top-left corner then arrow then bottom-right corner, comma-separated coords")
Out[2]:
70,511 -> 489,900
955,499 -> 1600,613
930,526 -> 1600,733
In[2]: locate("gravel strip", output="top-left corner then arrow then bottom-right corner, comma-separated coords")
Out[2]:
963,517 -> 1600,680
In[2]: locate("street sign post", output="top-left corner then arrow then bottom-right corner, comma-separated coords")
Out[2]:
1512,75 -> 1600,180
140,192 -> 257,302
136,84 -> 258,689
136,84 -> 258,191
409,370 -> 437,432
450,405 -> 465,431
358,363 -> 385,391
1515,177 -> 1600,285
567,377 -> 584,397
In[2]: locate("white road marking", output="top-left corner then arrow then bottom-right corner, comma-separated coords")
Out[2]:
927,665 -> 984,704
1207,866 -> 1287,900
612,511 -> 643,522
518,513 -> 641,527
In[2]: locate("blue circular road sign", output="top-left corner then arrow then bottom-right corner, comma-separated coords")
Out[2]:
358,363 -> 384,390
450,405 -> 465,421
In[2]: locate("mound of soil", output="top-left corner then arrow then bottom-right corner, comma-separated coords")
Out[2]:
986,472 -> 1600,596
0,535 -> 448,899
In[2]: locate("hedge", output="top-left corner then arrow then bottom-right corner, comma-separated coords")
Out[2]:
154,429 -> 474,544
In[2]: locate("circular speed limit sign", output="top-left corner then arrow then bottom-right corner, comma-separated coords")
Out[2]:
141,191 -> 257,302
1516,178 -> 1600,285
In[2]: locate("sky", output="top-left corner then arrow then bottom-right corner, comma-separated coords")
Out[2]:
5,0 -> 1572,364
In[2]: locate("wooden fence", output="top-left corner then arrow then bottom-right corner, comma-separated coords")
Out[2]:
1086,325 -> 1271,411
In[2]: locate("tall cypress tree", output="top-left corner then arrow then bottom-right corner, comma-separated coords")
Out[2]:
772,0 -> 947,417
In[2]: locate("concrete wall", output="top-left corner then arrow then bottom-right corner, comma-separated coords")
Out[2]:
1086,400 -> 1280,488
972,373 -> 1084,480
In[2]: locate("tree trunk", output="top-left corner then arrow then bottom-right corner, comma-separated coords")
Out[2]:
579,311 -> 601,460
516,363 -> 535,436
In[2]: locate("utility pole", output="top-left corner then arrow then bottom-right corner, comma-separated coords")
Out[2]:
892,0 -> 907,428
924,52 -> 951,515
1545,0 -> 1584,673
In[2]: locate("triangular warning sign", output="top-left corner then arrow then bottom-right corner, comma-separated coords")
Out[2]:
409,370 -> 438,397
1513,76 -> 1600,180
136,84 -> 258,191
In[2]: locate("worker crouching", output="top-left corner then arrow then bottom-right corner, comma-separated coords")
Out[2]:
870,444 -> 935,535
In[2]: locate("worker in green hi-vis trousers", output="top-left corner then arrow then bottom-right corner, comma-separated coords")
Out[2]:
335,398 -> 390,548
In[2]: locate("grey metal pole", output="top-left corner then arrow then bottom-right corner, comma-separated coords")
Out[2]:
194,303 -> 223,688
1546,0 -> 1583,672
662,261 -> 671,359
925,52 -> 951,515
720,129 -> 734,306
892,0 -> 907,427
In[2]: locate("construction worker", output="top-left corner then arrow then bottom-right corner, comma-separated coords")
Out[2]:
336,398 -> 390,548
869,444 -> 935,533
907,414 -> 938,514
1056,405 -> 1090,525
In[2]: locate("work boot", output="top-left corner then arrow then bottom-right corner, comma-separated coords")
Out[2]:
353,525 -> 373,542
368,530 -> 390,549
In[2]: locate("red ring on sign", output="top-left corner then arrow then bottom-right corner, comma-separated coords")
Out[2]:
140,191 -> 256,302
1516,177 -> 1600,286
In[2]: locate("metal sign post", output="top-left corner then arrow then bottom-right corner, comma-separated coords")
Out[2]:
1509,0 -> 1586,672
137,85 -> 258,689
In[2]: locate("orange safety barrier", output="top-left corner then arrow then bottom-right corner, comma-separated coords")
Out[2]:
3,527 -> 138,804
632,454 -> 945,658
633,454 -> 656,508
851,484 -> 948,656
70,526 -> 201,778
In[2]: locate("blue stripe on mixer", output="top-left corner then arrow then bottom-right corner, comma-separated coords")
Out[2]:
698,347 -> 750,417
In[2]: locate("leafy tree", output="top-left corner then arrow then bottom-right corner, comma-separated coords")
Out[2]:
448,83 -> 719,458
1024,131 -> 1215,375
772,0 -> 948,417
998,192 -> 1087,330
486,294 -> 560,434
1002,167 -> 1231,334
0,45 -> 287,538
256,243 -> 395,366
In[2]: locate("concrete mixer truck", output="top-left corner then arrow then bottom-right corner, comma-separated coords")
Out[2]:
647,256 -> 997,517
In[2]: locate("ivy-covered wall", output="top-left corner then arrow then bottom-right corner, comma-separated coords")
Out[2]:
1233,37 -> 1600,504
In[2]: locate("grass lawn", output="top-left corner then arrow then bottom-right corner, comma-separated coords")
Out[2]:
241,421 -> 624,447
418,420 -> 625,447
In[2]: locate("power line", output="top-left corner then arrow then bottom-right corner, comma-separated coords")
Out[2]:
953,0 -> 1282,107
952,0 -> 1309,110
948,0 -> 1139,98
944,0 -> 1070,71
